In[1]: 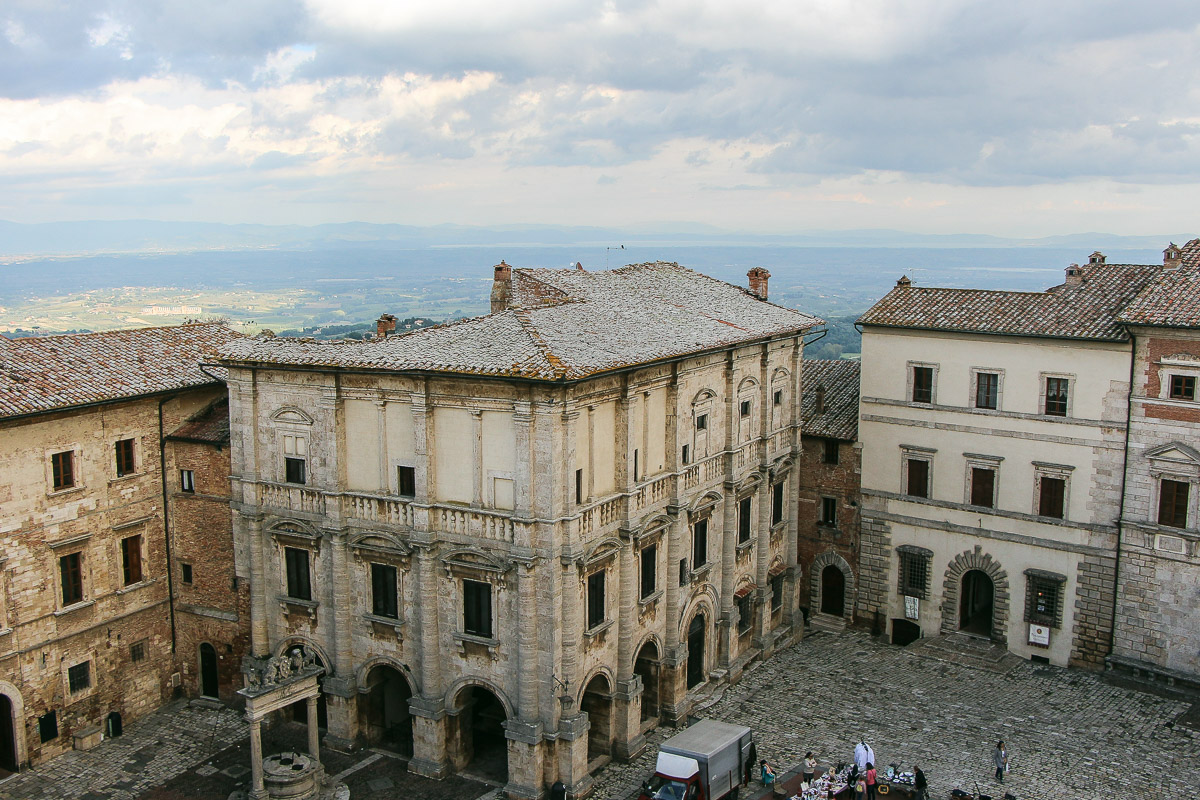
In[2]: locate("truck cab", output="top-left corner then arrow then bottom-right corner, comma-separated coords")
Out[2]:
641,752 -> 706,800
638,720 -> 754,800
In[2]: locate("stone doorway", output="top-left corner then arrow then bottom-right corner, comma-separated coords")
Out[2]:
686,613 -> 706,689
959,570 -> 994,636
360,665 -> 413,755
0,694 -> 16,775
581,675 -> 612,765
634,642 -> 660,722
105,711 -> 123,738
820,565 -> 845,616
453,686 -> 508,785
200,643 -> 219,698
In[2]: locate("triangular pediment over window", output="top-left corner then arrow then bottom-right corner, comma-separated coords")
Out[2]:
1145,442 -> 1200,465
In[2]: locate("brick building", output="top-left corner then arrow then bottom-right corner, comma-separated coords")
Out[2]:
796,360 -> 862,632
0,323 -> 240,771
218,262 -> 822,798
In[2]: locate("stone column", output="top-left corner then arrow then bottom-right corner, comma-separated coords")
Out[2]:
755,467 -> 774,657
306,696 -> 320,758
660,508 -> 689,726
719,486 -> 737,670
322,530 -> 358,749
245,513 -> 271,657
408,543 -> 448,779
471,409 -> 484,506
786,339 -> 804,640
556,557 -> 591,795
612,531 -> 645,760
248,717 -> 266,800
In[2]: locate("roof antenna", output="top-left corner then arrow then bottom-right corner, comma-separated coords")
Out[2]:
606,244 -> 625,270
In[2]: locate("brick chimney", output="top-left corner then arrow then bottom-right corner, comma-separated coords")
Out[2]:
1164,243 -> 1182,269
491,261 -> 512,313
747,267 -> 771,300
896,275 -> 912,288
376,313 -> 397,339
1064,263 -> 1084,286
575,261 -> 584,271
1088,251 -> 1106,265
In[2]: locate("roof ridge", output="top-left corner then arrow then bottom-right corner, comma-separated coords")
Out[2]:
511,308 -> 567,379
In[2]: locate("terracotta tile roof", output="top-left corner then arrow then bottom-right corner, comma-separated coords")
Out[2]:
168,398 -> 230,445
1119,239 -> 1200,328
220,262 -> 823,381
802,360 -> 859,441
0,323 -> 240,419
857,263 -> 1162,342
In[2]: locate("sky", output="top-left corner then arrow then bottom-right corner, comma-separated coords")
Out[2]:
3,0 -> 1200,236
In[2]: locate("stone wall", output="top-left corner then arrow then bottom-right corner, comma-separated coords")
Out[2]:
796,435 -> 862,625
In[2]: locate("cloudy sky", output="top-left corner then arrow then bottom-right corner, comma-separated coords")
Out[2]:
3,0 -> 1200,235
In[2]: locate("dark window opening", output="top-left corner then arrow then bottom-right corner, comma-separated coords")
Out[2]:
679,558 -> 688,586
692,519 -> 708,568
898,550 -> 929,599
739,399 -> 751,417
60,552 -> 83,606
1159,478 -> 1190,528
822,438 -> 839,465
970,467 -> 996,508
736,593 -> 753,634
640,544 -> 656,600
180,469 -> 195,493
695,414 -> 708,431
1170,375 -> 1196,401
285,457 -> 307,485
39,712 -> 58,743
587,570 -> 605,629
284,547 -> 312,601
115,438 -> 136,477
771,481 -> 784,525
181,562 -> 193,585
1039,476 -> 1065,519
1026,577 -> 1063,628
371,563 -> 398,619
681,444 -> 690,465
633,449 -> 639,482
770,574 -> 784,612
575,469 -> 583,503
773,389 -> 782,406
1045,377 -> 1069,416
121,535 -> 143,585
397,465 -> 416,497
912,366 -> 934,404
738,497 -> 752,544
130,640 -> 146,662
68,662 -> 91,694
820,497 -> 837,526
975,372 -> 999,410
51,450 -> 75,490
463,579 -> 492,638
906,458 -> 930,498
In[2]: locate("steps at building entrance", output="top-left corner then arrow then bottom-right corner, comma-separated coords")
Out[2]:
904,632 -> 1025,674
809,613 -> 847,634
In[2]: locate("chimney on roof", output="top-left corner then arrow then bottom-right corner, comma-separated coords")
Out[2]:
376,313 -> 397,339
815,385 -> 826,415
491,261 -> 512,313
1089,251 -> 1106,265
896,275 -> 912,288
747,267 -> 771,300
1064,263 -> 1084,286
1164,243 -> 1182,269
575,261 -> 584,271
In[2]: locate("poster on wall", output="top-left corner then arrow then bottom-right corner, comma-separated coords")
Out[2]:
1028,624 -> 1050,647
904,595 -> 919,621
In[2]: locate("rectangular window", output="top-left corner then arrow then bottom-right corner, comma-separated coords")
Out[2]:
822,438 -> 839,465
736,593 -> 753,634
740,399 -> 752,417
820,497 -> 837,526
180,469 -> 195,493
284,547 -> 311,601
906,458 -> 930,499
1170,375 -> 1197,401
463,579 -> 492,638
39,711 -> 58,743
633,449 -> 639,482
115,438 -> 136,476
587,570 -> 606,629
679,558 -> 688,586
575,469 -> 583,503
121,535 -> 143,586
773,390 -> 782,406
898,549 -> 929,599
912,366 -> 934,404
695,413 -> 708,431
68,662 -> 91,694
771,482 -> 784,525
60,552 -> 83,606
975,372 -> 999,410
1158,478 -> 1190,528
770,573 -> 784,612
1045,377 -> 1069,417
130,640 -> 147,662
738,497 -> 752,544
692,519 -> 708,568
371,563 -> 398,619
1026,576 -> 1064,628
181,562 -> 193,585
970,467 -> 996,508
284,457 -> 307,485
51,450 -> 75,490
640,544 -> 656,599
397,465 -> 416,497
1039,477 -> 1066,519
681,444 -> 690,465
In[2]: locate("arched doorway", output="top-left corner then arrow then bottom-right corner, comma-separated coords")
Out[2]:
199,643 -> 219,699
361,665 -> 413,755
105,711 -> 123,738
634,642 -> 660,722
820,565 -> 845,616
454,686 -> 507,784
581,675 -> 612,765
959,570 -> 994,636
0,694 -> 16,775
285,647 -> 328,728
686,613 -> 706,689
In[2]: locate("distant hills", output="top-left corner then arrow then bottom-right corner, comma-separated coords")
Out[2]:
0,219 -> 1188,258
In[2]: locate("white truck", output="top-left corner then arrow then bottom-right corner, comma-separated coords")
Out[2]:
638,720 -> 755,800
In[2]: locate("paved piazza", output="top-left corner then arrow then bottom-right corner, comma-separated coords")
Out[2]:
1,631 -> 1195,800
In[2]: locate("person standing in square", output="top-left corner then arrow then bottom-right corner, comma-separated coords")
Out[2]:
993,742 -> 1008,783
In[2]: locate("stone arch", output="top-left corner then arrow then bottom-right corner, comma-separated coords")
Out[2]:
691,388 -> 718,406
358,660 -> 415,754
444,676 -> 517,719
736,376 -> 759,393
574,665 -> 616,709
267,518 -> 320,537
689,490 -> 723,515
0,680 -> 26,771
355,656 -> 419,696
270,406 -> 315,425
939,545 -> 1010,642
579,671 -> 614,764
275,636 -> 332,673
808,551 -> 856,622
633,637 -> 662,722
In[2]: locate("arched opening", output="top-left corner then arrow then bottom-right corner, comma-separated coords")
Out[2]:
581,674 -> 612,766
634,641 -> 660,722
286,647 -> 327,729
891,619 -> 922,647
686,613 -> 706,689
360,665 -> 414,756
0,694 -> 16,775
199,643 -> 220,699
959,570 -> 994,636
820,565 -> 845,617
454,686 -> 507,785
105,711 -> 123,738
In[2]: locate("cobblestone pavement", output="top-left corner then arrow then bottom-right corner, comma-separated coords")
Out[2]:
590,630 -> 1200,800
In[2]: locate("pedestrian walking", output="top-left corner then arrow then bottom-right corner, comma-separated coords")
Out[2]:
855,774 -> 868,800
865,762 -> 878,800
761,759 -> 777,787
914,766 -> 928,800
993,742 -> 1008,784
803,752 -> 817,785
